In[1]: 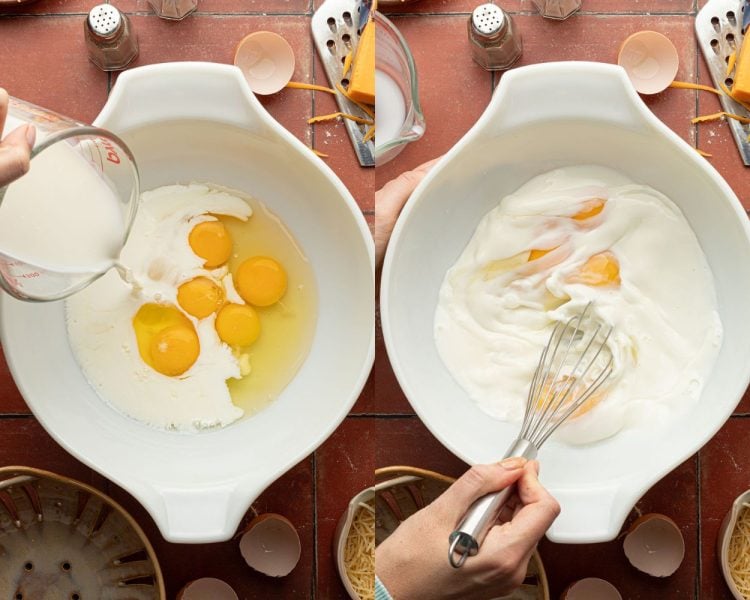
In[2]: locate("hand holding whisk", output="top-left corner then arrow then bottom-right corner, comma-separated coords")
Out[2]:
448,303 -> 613,568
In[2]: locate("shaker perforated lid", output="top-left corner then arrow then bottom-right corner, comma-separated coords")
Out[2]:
471,3 -> 506,36
88,3 -> 122,37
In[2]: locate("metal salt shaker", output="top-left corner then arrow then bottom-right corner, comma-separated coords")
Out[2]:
531,0 -> 581,20
148,0 -> 198,20
467,3 -> 522,71
84,4 -> 139,72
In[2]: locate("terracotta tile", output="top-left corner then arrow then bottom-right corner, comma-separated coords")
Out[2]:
117,0 -> 312,14
351,368 -> 376,413
380,0 -> 695,15
0,417 -> 96,483
107,456 -> 315,598
0,347 -> 31,414
375,415 -> 467,476
111,15 -> 314,144
372,315 -> 415,414
0,16 -> 108,124
734,384 -> 750,415
541,455 -> 698,599
375,14 -> 493,187
315,417 -> 375,599
0,0 -> 91,14
700,417 -> 750,600
697,56 -> 750,209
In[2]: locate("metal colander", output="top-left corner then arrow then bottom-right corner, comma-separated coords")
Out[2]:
0,466 -> 165,600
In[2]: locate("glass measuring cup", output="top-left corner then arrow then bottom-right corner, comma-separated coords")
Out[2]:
0,97 -> 139,302
374,11 -> 426,165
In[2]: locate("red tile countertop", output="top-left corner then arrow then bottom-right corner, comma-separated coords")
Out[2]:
0,2 -> 370,598
376,2 -> 750,599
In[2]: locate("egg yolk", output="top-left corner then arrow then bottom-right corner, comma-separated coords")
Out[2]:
528,247 -> 556,261
572,198 -> 606,221
132,303 -> 200,377
177,277 -> 224,319
235,257 -> 287,307
188,221 -> 233,268
215,303 -> 261,347
536,375 -> 604,419
568,251 -> 621,287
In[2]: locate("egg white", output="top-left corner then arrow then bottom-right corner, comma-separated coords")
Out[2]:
434,166 -> 723,445
66,184 -> 253,432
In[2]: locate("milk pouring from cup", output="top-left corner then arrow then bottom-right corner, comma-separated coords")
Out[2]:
0,97 -> 139,301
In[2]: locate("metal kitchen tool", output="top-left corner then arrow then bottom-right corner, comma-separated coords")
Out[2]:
0,466 -> 165,599
696,0 -> 750,166
448,305 -> 613,568
85,3 -> 139,71
312,0 -> 375,167
468,3 -> 523,71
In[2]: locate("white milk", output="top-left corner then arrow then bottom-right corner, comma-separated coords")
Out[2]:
0,138 -> 126,273
375,69 -> 406,146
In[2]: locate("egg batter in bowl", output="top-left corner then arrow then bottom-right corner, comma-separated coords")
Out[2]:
66,183 -> 316,432
435,166 -> 723,445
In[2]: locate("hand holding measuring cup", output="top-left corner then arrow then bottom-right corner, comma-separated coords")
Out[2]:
0,91 -> 138,302
0,89 -> 34,186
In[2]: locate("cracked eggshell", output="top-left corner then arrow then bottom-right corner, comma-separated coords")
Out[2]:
234,31 -> 295,95
617,30 -> 679,95
561,578 -> 622,600
177,578 -> 239,600
240,513 -> 301,577
623,513 -> 685,577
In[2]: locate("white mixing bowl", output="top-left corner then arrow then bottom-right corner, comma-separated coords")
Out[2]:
381,62 -> 750,543
0,63 -> 374,543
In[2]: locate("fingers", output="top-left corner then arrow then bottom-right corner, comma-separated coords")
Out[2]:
432,459 -> 528,525
0,123 -> 35,185
0,88 -> 8,134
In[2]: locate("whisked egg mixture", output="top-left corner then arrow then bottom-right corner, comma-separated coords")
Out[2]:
434,166 -> 723,444
66,184 -> 317,432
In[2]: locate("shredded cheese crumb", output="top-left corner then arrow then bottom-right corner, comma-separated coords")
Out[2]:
343,52 -> 353,78
335,83 -> 375,118
285,81 -> 337,94
694,148 -> 713,157
344,500 -> 374,600
363,125 -> 375,143
308,112 -> 375,126
727,51 -> 738,79
669,81 -> 723,95
310,148 -> 329,158
692,111 -> 750,125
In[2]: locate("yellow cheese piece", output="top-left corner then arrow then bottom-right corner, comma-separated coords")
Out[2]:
733,35 -> 750,103
348,19 -> 375,106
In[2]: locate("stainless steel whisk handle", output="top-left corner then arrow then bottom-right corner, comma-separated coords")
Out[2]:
448,438 -> 538,568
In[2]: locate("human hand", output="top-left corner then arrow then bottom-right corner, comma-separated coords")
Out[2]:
0,88 -> 35,187
374,158 -> 440,266
375,459 -> 560,600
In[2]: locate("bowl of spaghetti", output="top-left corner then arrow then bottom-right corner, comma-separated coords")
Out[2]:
720,489 -> 750,599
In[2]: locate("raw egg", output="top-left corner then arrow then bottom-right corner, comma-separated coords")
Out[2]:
236,256 -> 288,307
177,276 -> 225,319
216,303 -> 261,347
568,251 -> 621,287
132,303 -> 200,377
189,220 -> 233,268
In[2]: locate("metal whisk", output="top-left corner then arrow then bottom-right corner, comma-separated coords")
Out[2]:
448,303 -> 613,568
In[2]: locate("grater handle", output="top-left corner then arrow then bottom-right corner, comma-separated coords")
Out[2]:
448,439 -> 538,568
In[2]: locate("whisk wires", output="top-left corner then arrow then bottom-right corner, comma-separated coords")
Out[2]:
520,304 -> 613,449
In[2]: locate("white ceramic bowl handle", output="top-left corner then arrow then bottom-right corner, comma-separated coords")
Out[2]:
479,62 -> 653,138
146,484 -> 250,544
546,484 -> 630,543
95,62 -> 275,136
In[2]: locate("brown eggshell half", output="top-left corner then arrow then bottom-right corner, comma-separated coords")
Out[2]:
561,577 -> 623,600
240,513 -> 301,577
177,577 -> 239,600
623,513 -> 685,577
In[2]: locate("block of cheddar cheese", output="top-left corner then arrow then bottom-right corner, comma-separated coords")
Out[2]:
347,19 -> 375,105
733,34 -> 750,103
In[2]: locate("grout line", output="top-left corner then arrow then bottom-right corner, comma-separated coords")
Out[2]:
696,450 -> 702,599
382,10 -> 700,17
0,414 -> 34,419
311,451 -> 318,600
347,413 -> 416,419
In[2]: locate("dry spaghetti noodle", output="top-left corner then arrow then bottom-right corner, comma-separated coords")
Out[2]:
344,500 -> 375,600
729,503 -> 750,598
